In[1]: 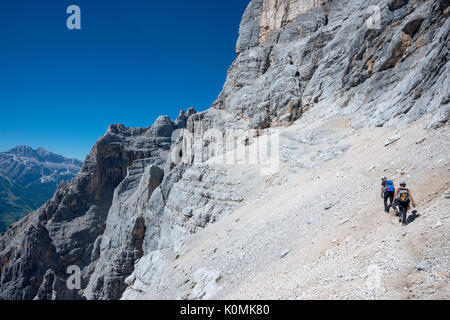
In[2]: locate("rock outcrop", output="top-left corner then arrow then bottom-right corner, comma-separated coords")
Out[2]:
0,0 -> 448,300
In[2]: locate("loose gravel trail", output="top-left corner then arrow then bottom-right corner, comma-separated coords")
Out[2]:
131,114 -> 449,300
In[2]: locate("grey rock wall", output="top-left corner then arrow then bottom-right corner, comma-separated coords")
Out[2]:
214,0 -> 449,129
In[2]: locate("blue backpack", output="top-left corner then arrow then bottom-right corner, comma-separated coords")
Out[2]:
385,180 -> 395,192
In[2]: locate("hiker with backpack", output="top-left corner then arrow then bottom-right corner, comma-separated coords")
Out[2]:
381,176 -> 395,213
393,182 -> 416,226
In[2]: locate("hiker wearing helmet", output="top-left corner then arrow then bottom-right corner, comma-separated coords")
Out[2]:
394,182 -> 416,226
381,176 -> 395,213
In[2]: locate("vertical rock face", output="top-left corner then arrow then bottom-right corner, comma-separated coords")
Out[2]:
217,0 -> 449,129
0,146 -> 82,232
0,0 -> 449,300
84,163 -> 164,300
259,0 -> 323,43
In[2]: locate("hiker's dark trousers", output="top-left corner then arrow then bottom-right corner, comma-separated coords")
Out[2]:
397,202 -> 409,223
384,191 -> 395,212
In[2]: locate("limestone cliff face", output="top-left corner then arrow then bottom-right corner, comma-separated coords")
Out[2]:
219,0 -> 449,129
0,0 -> 449,300
259,0 -> 323,43
0,116 -> 182,299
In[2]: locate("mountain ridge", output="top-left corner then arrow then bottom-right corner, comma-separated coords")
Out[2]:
0,146 -> 82,233
6,145 -> 83,165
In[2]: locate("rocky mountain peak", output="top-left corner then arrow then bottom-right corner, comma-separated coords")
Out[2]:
0,147 -> 83,233
8,145 -> 35,156
5,145 -> 82,165
259,0 -> 323,43
222,0 -> 448,129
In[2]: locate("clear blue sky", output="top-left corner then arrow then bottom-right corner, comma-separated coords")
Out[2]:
0,0 -> 250,160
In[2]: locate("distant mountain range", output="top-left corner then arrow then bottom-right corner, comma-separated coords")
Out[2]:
0,146 -> 82,232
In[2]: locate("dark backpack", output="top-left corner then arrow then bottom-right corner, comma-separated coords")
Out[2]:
385,180 -> 395,192
397,188 -> 410,203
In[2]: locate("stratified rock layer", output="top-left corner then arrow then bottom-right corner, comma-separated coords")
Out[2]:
0,146 -> 82,232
